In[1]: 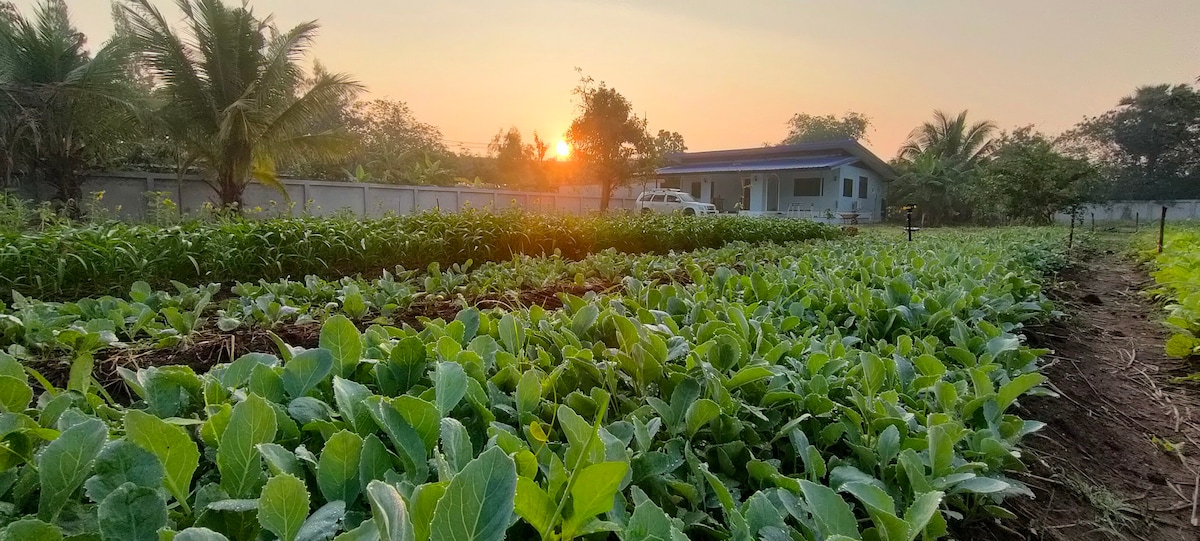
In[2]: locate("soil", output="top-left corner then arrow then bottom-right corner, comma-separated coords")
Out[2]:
963,246 -> 1200,540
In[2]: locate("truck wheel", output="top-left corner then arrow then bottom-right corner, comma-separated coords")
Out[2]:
684,208 -> 696,216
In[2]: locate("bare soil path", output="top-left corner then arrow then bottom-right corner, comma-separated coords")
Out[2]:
971,247 -> 1200,540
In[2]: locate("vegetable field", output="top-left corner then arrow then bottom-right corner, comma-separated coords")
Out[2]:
0,219 -> 1073,541
1145,225 -> 1200,376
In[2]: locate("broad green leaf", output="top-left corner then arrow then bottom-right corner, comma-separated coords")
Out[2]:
570,304 -> 600,336
174,528 -> 231,541
429,446 -> 516,541
625,500 -> 686,541
393,396 -> 441,452
842,482 -> 907,541
565,461 -> 629,536
365,397 -> 429,483
684,399 -> 721,438
927,424 -> 955,478
321,315 -> 363,378
433,362 -> 467,416
996,372 -> 1046,411
410,482 -> 448,541
439,418 -> 472,474
724,365 -> 775,390
85,439 -> 166,503
799,480 -> 862,540
259,474 -> 311,541
0,376 -> 32,413
514,477 -> 555,537
903,491 -> 945,541
222,353 -> 280,389
360,434 -> 397,490
282,349 -> 334,399
37,415 -> 107,521
366,480 -> 415,541
0,518 -> 63,541
259,443 -> 304,478
332,376 -> 374,435
515,370 -> 541,423
380,337 -> 427,395
319,430 -> 364,505
296,501 -> 347,541
98,482 -> 167,541
125,409 -> 200,511
250,363 -> 287,403
218,394 -> 278,498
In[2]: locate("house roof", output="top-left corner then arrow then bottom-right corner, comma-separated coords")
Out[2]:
657,139 -> 898,179
657,155 -> 858,175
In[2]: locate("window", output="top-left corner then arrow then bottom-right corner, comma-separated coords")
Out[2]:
666,195 -> 680,203
651,194 -> 665,202
637,193 -> 649,202
858,176 -> 868,199
842,178 -> 854,198
793,178 -> 822,197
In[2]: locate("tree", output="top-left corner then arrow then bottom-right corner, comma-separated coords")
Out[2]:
0,0 -> 134,210
122,0 -> 362,209
565,74 -> 653,210
980,127 -> 1101,224
1063,84 -> 1200,200
781,112 -> 871,145
898,110 -> 996,167
347,98 -> 447,183
652,129 -> 687,158
488,126 -> 534,186
890,110 -> 997,225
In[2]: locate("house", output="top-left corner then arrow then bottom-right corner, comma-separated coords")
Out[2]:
655,139 -> 897,222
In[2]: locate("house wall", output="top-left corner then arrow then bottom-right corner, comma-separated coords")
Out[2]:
834,164 -> 885,221
667,167 -> 886,222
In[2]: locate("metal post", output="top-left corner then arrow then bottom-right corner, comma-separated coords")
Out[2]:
906,208 -> 913,242
1091,213 -> 1095,232
1135,212 -> 1139,232
1069,212 -> 1075,250
1158,206 -> 1167,253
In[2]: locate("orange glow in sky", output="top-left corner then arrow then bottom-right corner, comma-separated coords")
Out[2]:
40,0 -> 1200,159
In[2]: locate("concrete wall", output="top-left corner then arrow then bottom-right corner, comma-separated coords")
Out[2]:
1055,200 -> 1200,224
12,172 -> 638,219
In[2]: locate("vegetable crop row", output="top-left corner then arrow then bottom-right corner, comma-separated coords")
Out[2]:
0,229 -> 1069,540
0,209 -> 840,301
1145,225 -> 1200,366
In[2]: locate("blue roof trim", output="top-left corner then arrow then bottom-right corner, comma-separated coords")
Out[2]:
656,156 -> 857,175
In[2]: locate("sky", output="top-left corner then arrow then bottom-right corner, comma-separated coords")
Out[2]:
26,0 -> 1200,159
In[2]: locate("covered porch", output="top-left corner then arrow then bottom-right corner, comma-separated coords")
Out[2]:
659,158 -> 882,223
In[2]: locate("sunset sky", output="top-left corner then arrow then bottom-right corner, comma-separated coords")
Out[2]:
33,0 -> 1200,159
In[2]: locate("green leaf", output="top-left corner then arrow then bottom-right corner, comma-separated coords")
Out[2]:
439,418 -> 472,474
283,349 -> 335,399
85,439 -> 166,503
927,424 -> 955,478
625,500 -> 686,541
125,409 -> 200,512
259,443 -> 304,478
799,480 -> 862,540
250,363 -> 287,403
319,430 -> 364,505
498,314 -> 523,354
724,365 -> 775,390
380,337 -> 427,395
222,353 -> 280,389
360,434 -> 397,491
259,474 -> 311,541
996,372 -> 1046,411
366,480 -> 415,541
321,315 -> 363,378
515,370 -> 541,423
684,399 -> 721,438
410,482 -> 448,541
565,461 -> 629,536
0,376 -> 32,413
365,397 -> 429,484
0,518 -> 63,541
433,362 -> 467,416
37,415 -> 107,521
98,482 -> 168,541
1166,333 -> 1200,358
332,376 -> 374,435
902,491 -> 945,541
429,446 -> 516,541
570,304 -> 600,336
393,396 -> 441,452
296,501 -> 347,541
218,394 -> 279,498
174,528 -> 231,541
514,477 -> 555,537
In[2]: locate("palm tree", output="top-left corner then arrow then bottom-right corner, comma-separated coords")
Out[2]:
121,0 -> 362,210
0,0 -> 133,209
898,110 -> 997,167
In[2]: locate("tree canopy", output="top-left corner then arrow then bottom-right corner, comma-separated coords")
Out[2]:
565,74 -> 654,210
780,112 -> 871,145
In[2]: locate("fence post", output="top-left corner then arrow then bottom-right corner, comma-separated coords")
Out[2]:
1069,211 -> 1075,250
1158,206 -> 1167,253
1091,213 -> 1095,232
1135,212 -> 1139,232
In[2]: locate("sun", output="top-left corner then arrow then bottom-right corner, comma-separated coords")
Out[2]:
555,140 -> 571,158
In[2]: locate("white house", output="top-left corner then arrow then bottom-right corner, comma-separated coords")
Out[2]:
655,139 -> 897,222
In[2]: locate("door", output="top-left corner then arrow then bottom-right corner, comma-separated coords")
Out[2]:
741,178 -> 751,211
766,177 -> 779,212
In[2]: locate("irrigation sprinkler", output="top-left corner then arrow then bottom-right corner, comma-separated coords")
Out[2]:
903,204 -> 917,241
